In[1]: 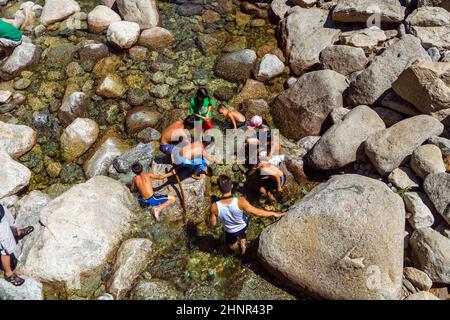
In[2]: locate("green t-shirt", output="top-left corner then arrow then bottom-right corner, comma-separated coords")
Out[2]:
189,97 -> 213,123
0,20 -> 22,42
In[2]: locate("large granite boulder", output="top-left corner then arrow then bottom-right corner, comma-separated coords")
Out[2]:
107,238 -> 153,299
20,176 -> 138,297
423,172 -> 450,225
273,70 -> 348,141
320,45 -> 368,76
406,6 -> 450,49
308,105 -> 385,170
280,6 -> 340,76
410,228 -> 450,284
364,115 -> 444,176
332,0 -> 406,23
258,174 -> 405,299
393,60 -> 450,114
347,35 -> 430,107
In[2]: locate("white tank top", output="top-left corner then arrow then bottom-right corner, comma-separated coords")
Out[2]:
217,198 -> 248,234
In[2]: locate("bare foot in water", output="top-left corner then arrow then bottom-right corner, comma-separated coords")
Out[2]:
153,207 -> 162,222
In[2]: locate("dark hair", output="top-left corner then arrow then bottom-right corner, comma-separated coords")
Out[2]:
183,115 -> 196,129
203,136 -> 215,147
217,105 -> 227,113
218,175 -> 233,194
196,87 -> 208,99
132,162 -> 143,175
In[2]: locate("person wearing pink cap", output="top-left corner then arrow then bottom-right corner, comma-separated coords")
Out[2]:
247,115 -> 269,146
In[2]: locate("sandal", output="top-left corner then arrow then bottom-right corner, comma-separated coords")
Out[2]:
5,274 -> 25,286
15,226 -> 34,241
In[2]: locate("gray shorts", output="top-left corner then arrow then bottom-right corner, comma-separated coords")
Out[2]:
0,38 -> 22,48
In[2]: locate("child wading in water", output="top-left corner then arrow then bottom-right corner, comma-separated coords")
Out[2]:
217,105 -> 246,131
189,88 -> 214,131
130,162 -> 176,221
209,175 -> 285,255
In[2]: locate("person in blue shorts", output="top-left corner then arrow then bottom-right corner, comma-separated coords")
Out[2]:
130,162 -> 176,222
171,138 -> 216,180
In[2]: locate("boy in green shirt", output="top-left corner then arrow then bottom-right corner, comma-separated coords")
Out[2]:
0,19 -> 23,58
189,87 -> 214,131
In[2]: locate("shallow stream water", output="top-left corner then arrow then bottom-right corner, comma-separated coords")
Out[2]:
1,0 -> 317,299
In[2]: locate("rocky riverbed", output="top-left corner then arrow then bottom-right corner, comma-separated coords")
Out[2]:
0,0 -> 449,300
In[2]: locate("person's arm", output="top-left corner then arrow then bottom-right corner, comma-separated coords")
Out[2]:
238,198 -> 285,218
228,113 -> 238,130
130,178 -> 137,192
206,105 -> 212,120
189,99 -> 195,115
149,170 -> 176,181
209,203 -> 218,227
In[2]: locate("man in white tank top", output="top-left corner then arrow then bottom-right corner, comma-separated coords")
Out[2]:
209,175 -> 285,254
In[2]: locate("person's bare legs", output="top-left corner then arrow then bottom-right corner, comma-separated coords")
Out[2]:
238,235 -> 247,255
192,172 -> 206,180
229,242 -> 240,254
1,255 -> 14,278
153,196 -> 176,222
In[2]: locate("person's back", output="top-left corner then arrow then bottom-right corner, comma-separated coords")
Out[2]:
216,197 -> 248,234
161,120 -> 184,145
0,20 -> 22,42
133,172 -> 154,199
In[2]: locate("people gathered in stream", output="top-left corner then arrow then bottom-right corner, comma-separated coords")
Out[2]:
131,87 -> 287,254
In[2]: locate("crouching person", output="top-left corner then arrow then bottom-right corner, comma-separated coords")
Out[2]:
0,19 -> 23,59
209,175 -> 285,255
0,204 -> 34,286
130,162 -> 177,222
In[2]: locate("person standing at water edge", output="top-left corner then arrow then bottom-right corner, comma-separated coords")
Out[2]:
0,19 -> 23,59
130,163 -> 177,222
189,88 -> 214,131
0,204 -> 34,286
209,175 -> 285,254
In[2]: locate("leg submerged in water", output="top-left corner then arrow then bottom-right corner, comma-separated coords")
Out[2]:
153,196 -> 176,222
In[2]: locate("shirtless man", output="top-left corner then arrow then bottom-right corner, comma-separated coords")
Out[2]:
130,162 -> 176,221
248,162 -> 286,204
159,115 -> 196,156
217,105 -> 246,131
172,139 -> 216,180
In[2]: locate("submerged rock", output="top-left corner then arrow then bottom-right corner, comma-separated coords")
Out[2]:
0,121 -> 36,159
130,279 -> 182,300
60,118 -> 99,162
138,27 -> 175,50
258,174 -> 405,299
0,41 -> 41,81
214,49 -> 257,83
117,0 -> 160,29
